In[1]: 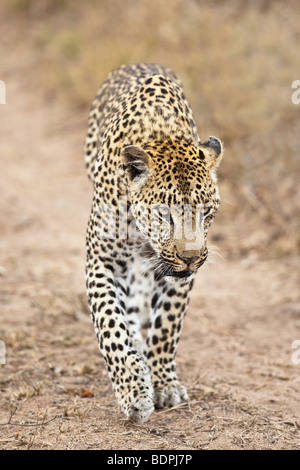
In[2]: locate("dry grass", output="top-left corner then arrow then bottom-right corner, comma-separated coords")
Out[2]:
1,0 -> 300,451
1,371 -> 299,449
2,0 -> 299,256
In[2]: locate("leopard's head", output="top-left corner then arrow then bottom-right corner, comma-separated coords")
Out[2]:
122,137 -> 223,281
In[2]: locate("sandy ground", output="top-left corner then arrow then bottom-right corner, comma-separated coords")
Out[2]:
0,78 -> 299,451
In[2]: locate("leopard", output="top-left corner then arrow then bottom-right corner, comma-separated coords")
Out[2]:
84,63 -> 223,422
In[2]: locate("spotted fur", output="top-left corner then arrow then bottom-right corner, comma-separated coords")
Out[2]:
84,64 -> 223,421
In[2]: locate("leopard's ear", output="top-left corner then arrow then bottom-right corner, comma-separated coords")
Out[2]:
198,137 -> 223,169
122,145 -> 152,180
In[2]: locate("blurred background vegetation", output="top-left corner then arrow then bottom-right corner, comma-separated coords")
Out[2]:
1,0 -> 300,259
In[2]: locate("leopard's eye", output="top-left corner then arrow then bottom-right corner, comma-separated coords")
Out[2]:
198,205 -> 214,228
154,205 -> 174,225
204,206 -> 212,217
198,205 -> 210,221
160,205 -> 170,219
162,211 -> 174,226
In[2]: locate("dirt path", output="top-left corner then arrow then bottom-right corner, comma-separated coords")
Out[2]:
0,77 -> 299,450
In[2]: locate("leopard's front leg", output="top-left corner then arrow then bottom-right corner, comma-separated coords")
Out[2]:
145,277 -> 194,409
86,252 -> 154,422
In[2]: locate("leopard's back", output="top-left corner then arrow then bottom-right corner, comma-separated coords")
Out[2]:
84,63 -> 197,183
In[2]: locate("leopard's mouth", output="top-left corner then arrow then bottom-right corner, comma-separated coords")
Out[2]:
164,266 -> 193,278
152,261 -> 193,281
159,255 -> 208,279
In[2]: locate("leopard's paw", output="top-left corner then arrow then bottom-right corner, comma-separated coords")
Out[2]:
154,382 -> 188,409
119,380 -> 154,422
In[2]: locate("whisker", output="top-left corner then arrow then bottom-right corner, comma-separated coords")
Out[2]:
206,244 -> 224,267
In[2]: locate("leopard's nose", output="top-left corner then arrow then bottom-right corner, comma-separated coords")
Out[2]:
179,255 -> 201,266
